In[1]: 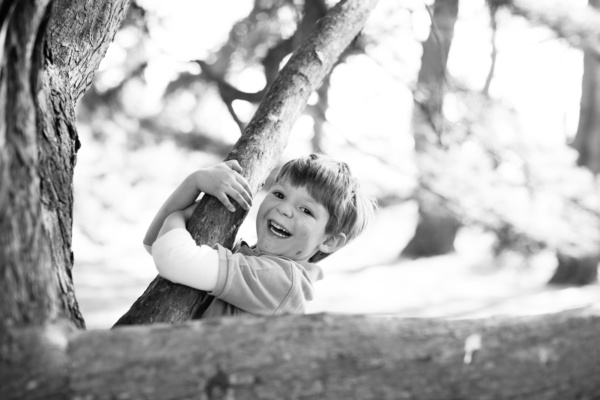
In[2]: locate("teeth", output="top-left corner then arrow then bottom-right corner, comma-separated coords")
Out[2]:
270,221 -> 291,238
271,222 -> 290,234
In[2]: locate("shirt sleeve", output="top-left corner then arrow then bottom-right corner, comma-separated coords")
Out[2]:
151,228 -> 219,291
209,245 -> 315,316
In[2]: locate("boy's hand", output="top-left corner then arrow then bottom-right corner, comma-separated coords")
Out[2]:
144,160 -> 252,249
192,160 -> 253,212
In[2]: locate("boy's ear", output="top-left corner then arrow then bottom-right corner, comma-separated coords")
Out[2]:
318,233 -> 347,255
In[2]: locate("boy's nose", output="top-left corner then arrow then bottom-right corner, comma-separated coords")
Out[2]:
277,203 -> 293,217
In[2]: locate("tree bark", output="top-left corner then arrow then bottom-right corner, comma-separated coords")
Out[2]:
0,0 -> 57,331
40,0 -> 130,328
0,0 -> 130,331
3,310 -> 600,399
114,0 -> 380,327
402,0 -> 461,258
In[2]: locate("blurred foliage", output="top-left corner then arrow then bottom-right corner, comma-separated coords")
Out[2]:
75,0 -> 600,261
420,89 -> 600,257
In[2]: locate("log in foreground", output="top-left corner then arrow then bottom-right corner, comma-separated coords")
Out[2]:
5,310 -> 599,399
115,0 -> 380,326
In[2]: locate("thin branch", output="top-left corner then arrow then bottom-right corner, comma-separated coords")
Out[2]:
482,5 -> 498,96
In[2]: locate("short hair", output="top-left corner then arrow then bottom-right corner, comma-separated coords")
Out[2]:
275,153 -> 377,262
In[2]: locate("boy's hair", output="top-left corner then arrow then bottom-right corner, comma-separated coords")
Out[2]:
275,153 -> 376,262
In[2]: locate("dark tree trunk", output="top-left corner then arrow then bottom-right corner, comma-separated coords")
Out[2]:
0,0 -> 129,332
402,190 -> 462,258
546,0 -> 600,286
549,248 -> 599,286
114,0 -> 380,326
0,0 -> 58,331
402,0 -> 461,258
571,0 -> 600,174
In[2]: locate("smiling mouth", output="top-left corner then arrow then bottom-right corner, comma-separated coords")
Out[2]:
269,221 -> 292,238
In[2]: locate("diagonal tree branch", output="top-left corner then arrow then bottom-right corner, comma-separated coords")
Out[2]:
115,0 -> 380,326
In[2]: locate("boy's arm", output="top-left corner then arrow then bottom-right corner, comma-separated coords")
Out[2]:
143,160 -> 253,249
152,225 -> 220,291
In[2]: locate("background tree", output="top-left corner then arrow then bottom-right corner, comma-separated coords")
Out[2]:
401,0 -> 461,258
547,0 -> 600,285
395,0 -> 600,290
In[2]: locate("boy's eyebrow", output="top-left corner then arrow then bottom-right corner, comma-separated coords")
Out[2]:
303,196 -> 319,206
301,195 -> 325,212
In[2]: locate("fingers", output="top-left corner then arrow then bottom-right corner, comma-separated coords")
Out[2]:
225,160 -> 253,205
229,183 -> 252,211
234,175 -> 252,204
217,194 -> 236,213
225,160 -> 243,174
211,160 -> 254,212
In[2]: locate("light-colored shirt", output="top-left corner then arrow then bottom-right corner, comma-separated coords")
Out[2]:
150,229 -> 323,318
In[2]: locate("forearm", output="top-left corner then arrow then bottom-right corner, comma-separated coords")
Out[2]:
144,175 -> 199,247
152,228 -> 219,291
156,211 -> 187,240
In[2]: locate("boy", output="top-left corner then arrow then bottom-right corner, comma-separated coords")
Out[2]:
144,154 -> 375,319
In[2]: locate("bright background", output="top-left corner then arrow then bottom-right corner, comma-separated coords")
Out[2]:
71,0 -> 600,329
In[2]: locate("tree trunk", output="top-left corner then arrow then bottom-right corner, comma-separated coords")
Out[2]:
402,0 -> 461,258
0,0 -> 58,331
546,0 -> 600,286
572,50 -> 600,174
3,310 -> 600,399
566,0 -> 600,174
114,0 -> 380,327
549,248 -> 600,286
402,190 -> 462,259
0,0 -> 130,332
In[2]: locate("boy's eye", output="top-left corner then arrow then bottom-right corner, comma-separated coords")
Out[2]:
273,191 -> 284,199
301,207 -> 313,216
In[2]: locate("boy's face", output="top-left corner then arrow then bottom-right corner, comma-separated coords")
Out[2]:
256,178 -> 331,262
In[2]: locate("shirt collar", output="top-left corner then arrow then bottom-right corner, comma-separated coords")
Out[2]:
236,239 -> 324,282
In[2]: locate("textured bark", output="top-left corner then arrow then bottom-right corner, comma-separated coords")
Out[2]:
40,0 -> 129,329
0,0 -> 57,331
115,0 -> 380,326
0,0 -> 130,331
48,0 -> 130,103
403,0 -> 461,258
3,310 -> 600,399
